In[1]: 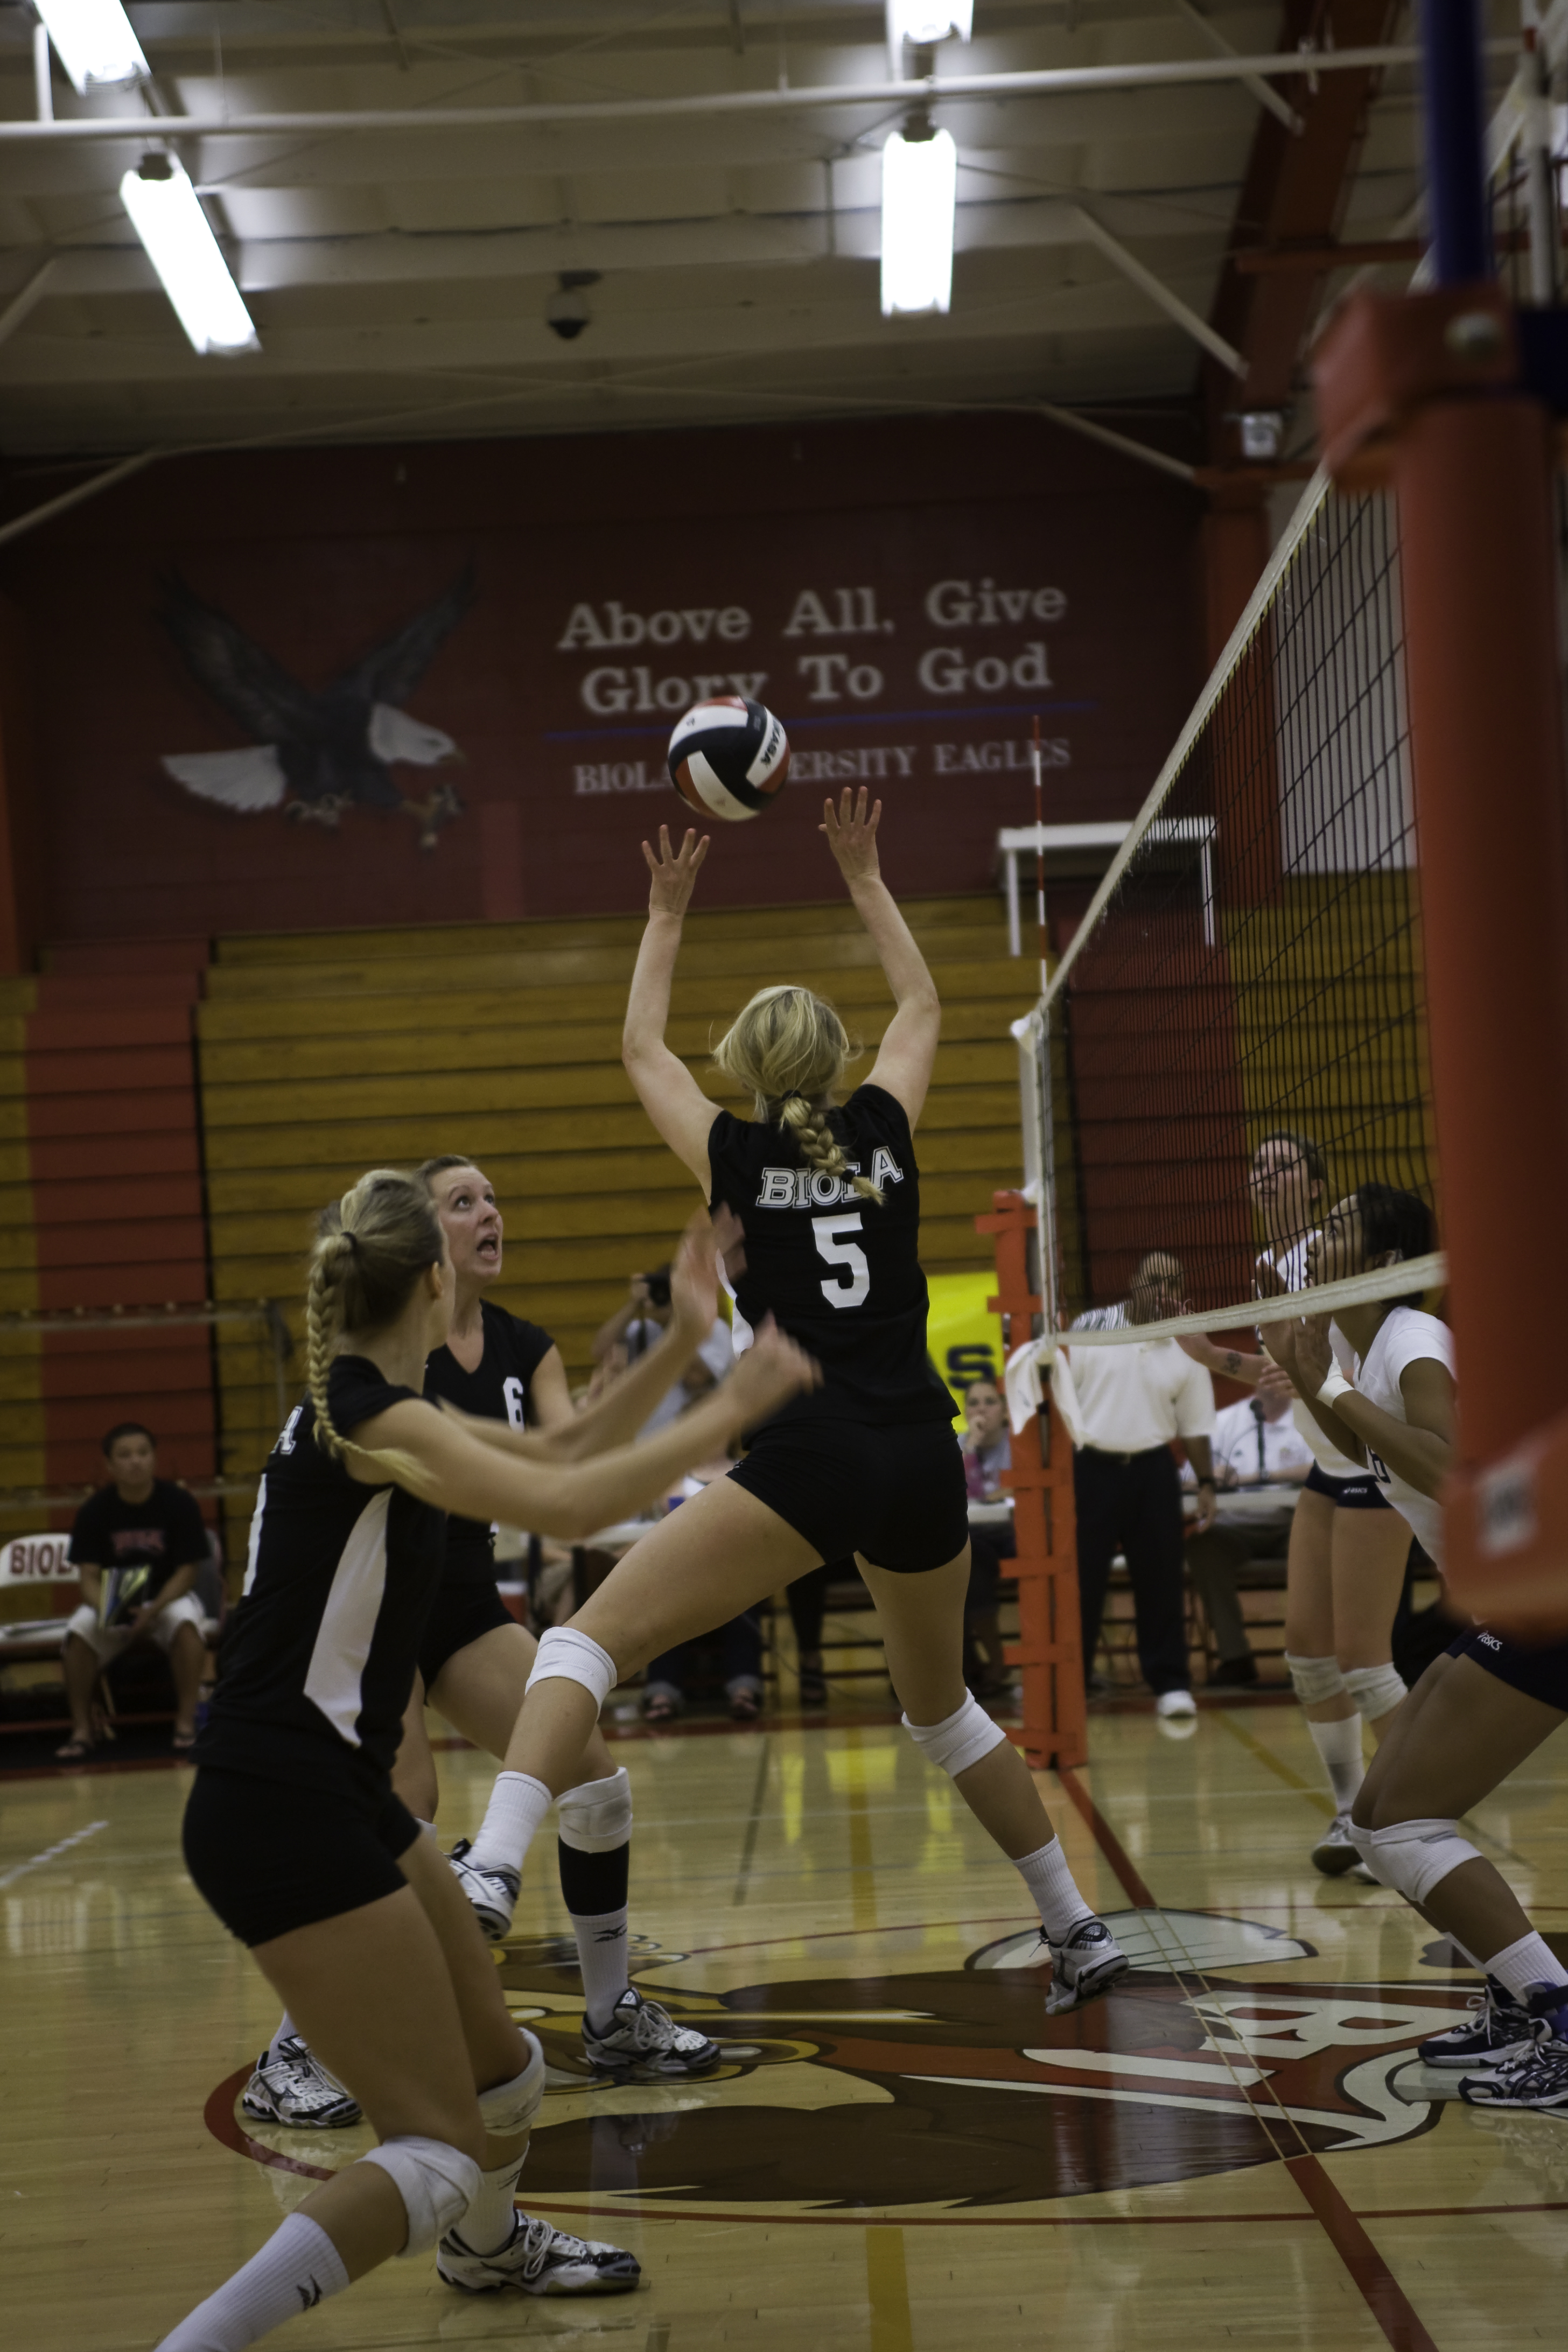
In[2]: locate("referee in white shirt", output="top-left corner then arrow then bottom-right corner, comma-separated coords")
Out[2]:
1067,1252 -> 1217,1719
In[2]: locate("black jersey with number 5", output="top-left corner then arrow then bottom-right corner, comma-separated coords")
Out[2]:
197,1356 -> 445,1800
707,1082 -> 952,1429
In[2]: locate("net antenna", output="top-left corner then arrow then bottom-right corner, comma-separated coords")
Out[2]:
1013,716 -> 1059,1336
1031,470 -> 1444,1349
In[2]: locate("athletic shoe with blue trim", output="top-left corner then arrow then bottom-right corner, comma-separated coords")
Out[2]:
448,1838 -> 520,1942
582,1985 -> 721,2078
1418,1977 -> 1534,2069
1459,1984 -> 1568,2111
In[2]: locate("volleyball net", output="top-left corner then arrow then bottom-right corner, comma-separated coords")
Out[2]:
1016,474 -> 1445,1344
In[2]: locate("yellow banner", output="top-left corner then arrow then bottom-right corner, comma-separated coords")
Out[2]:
926,1270 -> 1006,1426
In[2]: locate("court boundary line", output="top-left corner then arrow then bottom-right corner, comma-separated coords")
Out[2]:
1057,1765 -> 1441,2352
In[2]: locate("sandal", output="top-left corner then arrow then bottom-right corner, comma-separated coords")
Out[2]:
172,1728 -> 198,1754
54,1735 -> 94,1762
643,1692 -> 678,1724
729,1688 -> 761,1723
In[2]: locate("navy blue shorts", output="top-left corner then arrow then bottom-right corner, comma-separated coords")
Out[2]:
728,1418 -> 969,1574
184,1767 -> 421,1947
417,1575 -> 514,1691
1448,1627 -> 1568,1713
1305,1462 -> 1391,1510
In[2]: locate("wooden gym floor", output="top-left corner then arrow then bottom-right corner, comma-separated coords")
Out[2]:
3,1697 -> 1566,2351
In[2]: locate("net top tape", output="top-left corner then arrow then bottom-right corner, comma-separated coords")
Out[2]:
1050,1252 -> 1446,1346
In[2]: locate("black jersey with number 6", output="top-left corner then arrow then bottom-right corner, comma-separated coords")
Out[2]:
708,1082 -> 953,1429
197,1356 -> 445,1800
423,1302 -> 555,1584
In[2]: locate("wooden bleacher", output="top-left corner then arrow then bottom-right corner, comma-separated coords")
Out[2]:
197,894 -> 1039,1544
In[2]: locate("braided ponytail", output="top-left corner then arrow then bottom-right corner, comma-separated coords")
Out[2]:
713,984 -> 884,1207
304,1169 -> 445,1486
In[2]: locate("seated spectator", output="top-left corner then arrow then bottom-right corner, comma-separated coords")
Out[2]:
1182,1374 -> 1312,1687
961,1378 -> 1014,1699
58,1423 -> 212,1760
594,1263 -> 734,1436
786,1557 -> 863,1709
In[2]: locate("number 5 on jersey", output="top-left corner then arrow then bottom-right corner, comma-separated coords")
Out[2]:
814,1213 -> 870,1308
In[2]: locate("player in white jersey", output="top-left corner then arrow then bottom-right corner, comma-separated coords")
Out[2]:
1268,1185 -> 1568,2112
1184,1135 -> 1416,1875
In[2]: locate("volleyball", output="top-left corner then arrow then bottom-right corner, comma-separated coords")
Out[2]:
667,696 -> 790,823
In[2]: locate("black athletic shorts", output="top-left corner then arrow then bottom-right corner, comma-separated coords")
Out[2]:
417,1577 -> 514,1691
183,1765 -> 422,1948
1305,1462 -> 1391,1510
1448,1626 -> 1568,1712
727,1417 -> 969,1573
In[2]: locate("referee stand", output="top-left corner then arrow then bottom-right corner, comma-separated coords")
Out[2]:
978,1190 -> 1088,1769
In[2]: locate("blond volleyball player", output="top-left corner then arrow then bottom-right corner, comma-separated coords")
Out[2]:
449,790 -> 1129,2016
156,1175 -> 812,2348
245,1156 -> 718,2135
1183,1132 -> 1415,1874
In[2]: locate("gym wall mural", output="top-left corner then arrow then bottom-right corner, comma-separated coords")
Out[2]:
1,412 -> 1203,941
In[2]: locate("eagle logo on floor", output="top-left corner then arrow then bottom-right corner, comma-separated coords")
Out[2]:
499,1910 -> 1473,2210
215,1912 -> 1475,2214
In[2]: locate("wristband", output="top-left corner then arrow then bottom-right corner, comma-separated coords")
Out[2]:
1317,1366 -> 1354,1408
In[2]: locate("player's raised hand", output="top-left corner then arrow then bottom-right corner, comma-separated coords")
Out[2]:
669,1209 -> 722,1333
821,787 -> 882,884
724,1315 -> 820,1423
643,824 -> 709,915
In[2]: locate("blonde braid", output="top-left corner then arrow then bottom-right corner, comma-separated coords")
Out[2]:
777,1094 -> 884,1206
304,1229 -> 358,1465
300,1170 -> 444,1492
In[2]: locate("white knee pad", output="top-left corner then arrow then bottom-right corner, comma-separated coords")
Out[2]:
1367,1817 -> 1482,1906
1346,1816 -> 1378,1874
902,1694 -> 1007,1780
526,1626 -> 618,1711
477,2032 -> 545,2136
359,2137 -> 481,2256
1286,1652 -> 1347,1707
557,1765 -> 633,1854
1344,1662 -> 1408,1724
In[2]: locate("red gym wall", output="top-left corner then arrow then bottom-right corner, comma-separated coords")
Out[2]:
0,412 -> 1203,950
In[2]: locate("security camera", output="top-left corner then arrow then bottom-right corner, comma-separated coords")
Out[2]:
546,270 -> 599,341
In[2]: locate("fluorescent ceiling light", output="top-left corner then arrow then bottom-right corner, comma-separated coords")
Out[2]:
886,1 -> 974,49
880,128 -> 957,316
120,158 -> 259,355
35,0 -> 148,93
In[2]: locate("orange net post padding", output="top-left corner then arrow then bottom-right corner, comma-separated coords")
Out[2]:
976,1189 -> 1087,1771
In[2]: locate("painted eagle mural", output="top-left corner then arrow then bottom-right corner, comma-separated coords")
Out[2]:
158,567 -> 475,848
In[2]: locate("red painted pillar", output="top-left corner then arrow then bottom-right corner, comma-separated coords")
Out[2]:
977,1191 -> 1087,1770
1317,285 -> 1568,1622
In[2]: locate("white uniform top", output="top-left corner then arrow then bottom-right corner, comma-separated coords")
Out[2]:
1258,1236 -> 1360,1479
1067,1304 -> 1216,1454
1206,1396 -> 1317,1485
1350,1306 -> 1455,1566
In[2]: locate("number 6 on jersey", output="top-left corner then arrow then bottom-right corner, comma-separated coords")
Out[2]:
813,1213 -> 870,1308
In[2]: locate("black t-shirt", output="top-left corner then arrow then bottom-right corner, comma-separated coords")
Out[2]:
708,1083 -> 953,1429
198,1357 -> 445,1800
423,1303 -> 555,1583
67,1478 -> 209,1601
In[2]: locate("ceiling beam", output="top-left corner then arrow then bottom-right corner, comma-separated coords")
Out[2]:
0,45 -> 1472,143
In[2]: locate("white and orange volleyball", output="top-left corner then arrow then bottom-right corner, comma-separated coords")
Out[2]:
667,696 -> 790,823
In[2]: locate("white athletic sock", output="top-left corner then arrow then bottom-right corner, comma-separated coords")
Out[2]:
457,2153 -> 527,2257
1014,1837 -> 1095,1944
156,2211 -> 348,2350
1485,1931 -> 1568,2006
266,2013 -> 300,2065
575,1907 -> 632,2035
1307,1714 -> 1364,1814
466,1772 -> 554,1877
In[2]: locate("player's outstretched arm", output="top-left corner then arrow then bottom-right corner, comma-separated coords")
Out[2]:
444,1214 -> 731,1466
623,824 -> 723,1187
821,788 -> 941,1128
348,1323 -> 818,1541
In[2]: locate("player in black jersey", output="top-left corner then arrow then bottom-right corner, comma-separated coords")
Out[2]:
245,1159 -> 716,2132
451,792 -> 1128,2017
156,1172 -> 813,2350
